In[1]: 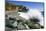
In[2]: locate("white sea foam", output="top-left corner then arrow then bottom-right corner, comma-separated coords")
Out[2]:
18,9 -> 44,26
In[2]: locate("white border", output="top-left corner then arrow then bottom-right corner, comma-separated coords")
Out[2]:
0,0 -> 46,31
0,0 -> 5,31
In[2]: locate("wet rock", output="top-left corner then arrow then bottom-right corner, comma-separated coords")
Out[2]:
17,22 -> 26,30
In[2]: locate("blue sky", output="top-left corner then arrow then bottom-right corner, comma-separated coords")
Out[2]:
6,0 -> 44,11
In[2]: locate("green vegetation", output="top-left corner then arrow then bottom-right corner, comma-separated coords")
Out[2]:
5,2 -> 24,11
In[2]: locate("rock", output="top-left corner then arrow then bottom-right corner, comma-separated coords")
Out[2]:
17,22 -> 26,30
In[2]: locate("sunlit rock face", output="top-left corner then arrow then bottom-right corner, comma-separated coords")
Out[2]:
18,9 -> 44,26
